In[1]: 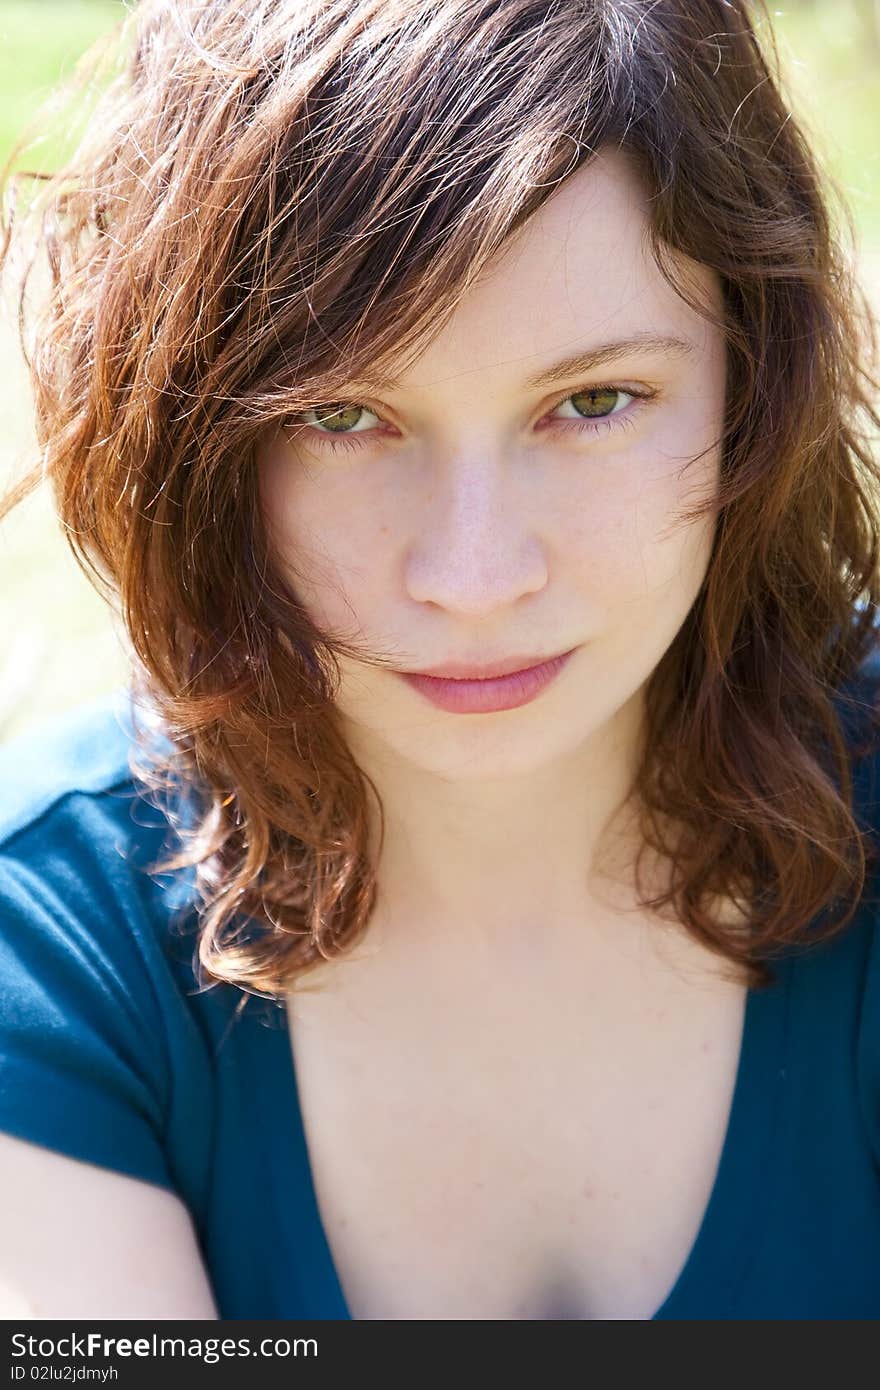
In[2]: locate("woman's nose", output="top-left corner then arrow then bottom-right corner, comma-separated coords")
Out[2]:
402,446 -> 549,615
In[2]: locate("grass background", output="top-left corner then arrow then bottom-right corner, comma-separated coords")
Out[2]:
1,0 -> 879,744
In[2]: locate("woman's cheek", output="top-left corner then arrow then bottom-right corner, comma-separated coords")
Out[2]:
562,425 -> 720,607
257,446 -> 352,630
626,418 -> 722,603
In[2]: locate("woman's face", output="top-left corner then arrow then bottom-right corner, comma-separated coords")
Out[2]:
258,148 -> 727,783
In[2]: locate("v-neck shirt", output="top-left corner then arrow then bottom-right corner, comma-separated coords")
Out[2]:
1,669 -> 879,1318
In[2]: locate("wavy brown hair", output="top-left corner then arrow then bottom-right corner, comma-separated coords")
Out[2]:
2,0 -> 880,1000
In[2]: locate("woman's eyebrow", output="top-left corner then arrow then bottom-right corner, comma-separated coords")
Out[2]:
351,332 -> 696,394
522,332 -> 696,388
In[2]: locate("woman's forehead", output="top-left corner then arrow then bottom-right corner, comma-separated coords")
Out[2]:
347,153 -> 721,398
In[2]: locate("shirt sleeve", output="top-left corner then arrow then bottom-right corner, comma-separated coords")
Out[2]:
0,829 -> 176,1191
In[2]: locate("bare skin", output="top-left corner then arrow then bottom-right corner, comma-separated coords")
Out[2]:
286,899 -> 747,1319
258,147 -> 740,1318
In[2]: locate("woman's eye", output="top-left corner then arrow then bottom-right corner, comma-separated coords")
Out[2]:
289,384 -> 652,457
297,403 -> 380,433
552,387 -> 633,420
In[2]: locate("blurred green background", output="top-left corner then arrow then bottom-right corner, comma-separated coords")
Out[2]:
1,0 -> 879,744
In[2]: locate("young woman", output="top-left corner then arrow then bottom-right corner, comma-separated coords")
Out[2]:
1,0 -> 879,1320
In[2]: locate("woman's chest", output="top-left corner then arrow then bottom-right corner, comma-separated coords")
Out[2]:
285,948 -> 748,1320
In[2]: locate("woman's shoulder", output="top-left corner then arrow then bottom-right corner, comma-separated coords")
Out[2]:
0,691 -> 223,1206
0,688 -> 199,987
0,688 -> 137,845
835,621 -> 880,728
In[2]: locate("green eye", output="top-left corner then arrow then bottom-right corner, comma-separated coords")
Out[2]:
302,404 -> 369,432
569,389 -> 622,418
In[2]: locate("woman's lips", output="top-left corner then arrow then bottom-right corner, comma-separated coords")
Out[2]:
398,648 -> 577,714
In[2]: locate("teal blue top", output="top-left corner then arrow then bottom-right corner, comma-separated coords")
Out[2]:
1,658 -> 880,1320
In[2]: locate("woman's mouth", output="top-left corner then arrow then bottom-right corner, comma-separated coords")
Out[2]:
397,648 -> 578,714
